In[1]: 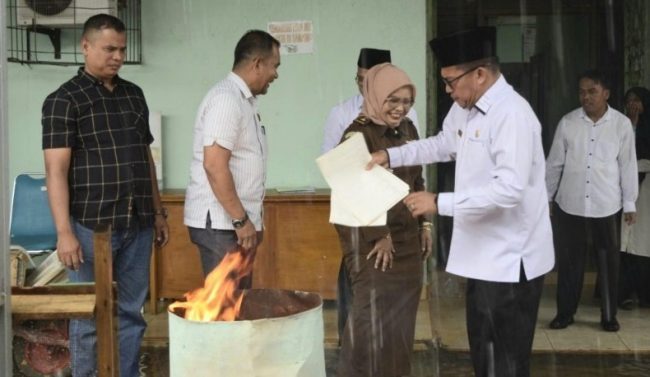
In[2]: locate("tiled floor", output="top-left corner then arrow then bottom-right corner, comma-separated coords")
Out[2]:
428,269 -> 650,353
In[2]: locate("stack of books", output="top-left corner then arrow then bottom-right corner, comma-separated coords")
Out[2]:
25,250 -> 68,287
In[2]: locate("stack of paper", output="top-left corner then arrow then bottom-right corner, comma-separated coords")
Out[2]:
316,132 -> 409,226
26,250 -> 68,286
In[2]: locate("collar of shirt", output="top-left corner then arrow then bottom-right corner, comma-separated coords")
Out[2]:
579,105 -> 612,125
473,74 -> 508,115
77,66 -> 122,87
365,120 -> 407,139
228,71 -> 254,101
354,93 -> 364,112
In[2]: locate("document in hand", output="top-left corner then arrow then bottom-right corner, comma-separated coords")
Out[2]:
316,132 -> 409,226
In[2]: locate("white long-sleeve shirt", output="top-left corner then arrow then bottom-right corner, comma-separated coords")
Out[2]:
546,106 -> 638,217
387,75 -> 554,282
321,94 -> 419,153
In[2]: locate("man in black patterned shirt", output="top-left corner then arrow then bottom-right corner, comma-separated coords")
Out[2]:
42,14 -> 168,377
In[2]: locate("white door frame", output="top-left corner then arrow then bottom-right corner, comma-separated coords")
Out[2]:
0,0 -> 13,373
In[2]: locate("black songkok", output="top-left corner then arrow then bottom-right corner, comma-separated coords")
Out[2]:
429,27 -> 497,67
357,48 -> 392,69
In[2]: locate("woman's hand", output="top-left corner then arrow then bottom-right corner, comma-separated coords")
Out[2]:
367,234 -> 395,272
420,226 -> 433,259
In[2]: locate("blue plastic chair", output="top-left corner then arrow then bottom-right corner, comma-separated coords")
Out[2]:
9,173 -> 57,253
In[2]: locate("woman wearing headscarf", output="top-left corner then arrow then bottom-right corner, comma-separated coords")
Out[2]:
334,63 -> 432,377
619,86 -> 650,309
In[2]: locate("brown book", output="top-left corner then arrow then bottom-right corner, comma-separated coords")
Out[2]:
10,246 -> 32,287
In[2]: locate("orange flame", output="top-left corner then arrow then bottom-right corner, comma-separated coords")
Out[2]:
169,249 -> 254,322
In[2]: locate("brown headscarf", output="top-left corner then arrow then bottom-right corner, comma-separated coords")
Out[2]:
362,63 -> 416,126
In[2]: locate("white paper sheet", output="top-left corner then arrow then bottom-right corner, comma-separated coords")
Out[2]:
316,132 -> 409,226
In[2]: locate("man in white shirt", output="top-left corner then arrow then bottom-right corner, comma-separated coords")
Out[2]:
546,70 -> 638,332
184,30 -> 280,285
322,48 -> 420,342
369,27 -> 554,377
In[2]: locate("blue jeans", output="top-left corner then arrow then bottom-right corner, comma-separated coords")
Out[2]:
68,221 -> 153,377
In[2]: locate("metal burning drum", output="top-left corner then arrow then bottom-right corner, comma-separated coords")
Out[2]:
168,289 -> 325,377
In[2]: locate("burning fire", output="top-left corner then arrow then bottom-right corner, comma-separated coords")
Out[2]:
169,249 -> 254,322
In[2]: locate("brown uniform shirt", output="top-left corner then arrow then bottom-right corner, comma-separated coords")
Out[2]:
335,116 -> 425,247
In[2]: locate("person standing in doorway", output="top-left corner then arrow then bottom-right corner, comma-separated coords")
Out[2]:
184,30 -> 280,287
546,70 -> 638,332
618,86 -> 650,310
42,14 -> 169,377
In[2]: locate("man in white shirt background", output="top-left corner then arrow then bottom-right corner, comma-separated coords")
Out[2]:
321,47 -> 421,342
369,27 -> 554,377
184,30 -> 281,286
546,70 -> 638,332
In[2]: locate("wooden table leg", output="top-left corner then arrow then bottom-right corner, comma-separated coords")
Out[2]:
94,225 -> 119,377
148,245 -> 159,314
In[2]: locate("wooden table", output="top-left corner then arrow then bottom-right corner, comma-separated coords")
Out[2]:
12,225 -> 119,377
149,189 -> 341,312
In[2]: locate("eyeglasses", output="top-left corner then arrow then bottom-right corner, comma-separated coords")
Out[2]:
355,75 -> 365,85
441,65 -> 482,88
385,96 -> 414,109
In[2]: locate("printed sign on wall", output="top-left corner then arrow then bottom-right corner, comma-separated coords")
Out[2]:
268,20 -> 314,55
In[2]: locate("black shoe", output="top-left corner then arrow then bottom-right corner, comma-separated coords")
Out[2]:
601,318 -> 620,332
549,315 -> 574,329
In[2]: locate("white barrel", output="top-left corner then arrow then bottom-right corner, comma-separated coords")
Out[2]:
168,289 -> 325,377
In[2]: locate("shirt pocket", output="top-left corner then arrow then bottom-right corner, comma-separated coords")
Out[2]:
127,108 -> 150,142
465,136 -> 489,157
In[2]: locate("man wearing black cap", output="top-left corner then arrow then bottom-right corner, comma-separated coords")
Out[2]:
321,48 -> 420,153
369,27 -> 554,377
321,47 -> 420,344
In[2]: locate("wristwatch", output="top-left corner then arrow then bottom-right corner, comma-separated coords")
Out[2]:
232,213 -> 249,229
154,207 -> 168,219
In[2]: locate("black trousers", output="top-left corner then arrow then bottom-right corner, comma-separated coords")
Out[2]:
618,252 -> 650,305
555,208 -> 620,320
466,265 -> 544,377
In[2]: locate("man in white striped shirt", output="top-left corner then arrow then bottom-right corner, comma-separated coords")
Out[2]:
546,70 -> 638,332
184,30 -> 280,284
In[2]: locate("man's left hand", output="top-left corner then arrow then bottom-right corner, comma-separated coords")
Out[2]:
624,212 -> 637,225
404,192 -> 438,217
154,216 -> 170,247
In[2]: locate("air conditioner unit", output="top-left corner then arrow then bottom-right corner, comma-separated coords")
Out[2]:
17,0 -> 118,27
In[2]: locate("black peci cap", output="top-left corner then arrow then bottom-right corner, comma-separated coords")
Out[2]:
429,27 -> 497,67
357,48 -> 392,69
